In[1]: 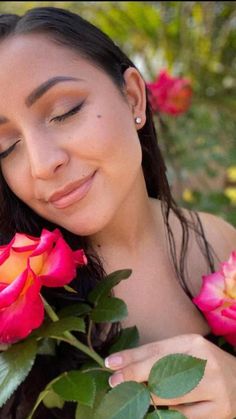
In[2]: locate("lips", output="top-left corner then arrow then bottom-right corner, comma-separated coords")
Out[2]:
48,171 -> 96,209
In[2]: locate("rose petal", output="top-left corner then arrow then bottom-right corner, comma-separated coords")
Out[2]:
204,308 -> 236,334
224,333 -> 236,346
0,240 -> 13,264
0,249 -> 31,284
39,237 -> 78,287
11,232 -> 39,252
0,283 -> 7,292
28,254 -> 45,276
222,305 -> 236,321
73,249 -> 87,266
0,268 -> 29,309
30,229 -> 61,257
0,271 -> 44,344
193,272 -> 225,311
221,251 -> 236,277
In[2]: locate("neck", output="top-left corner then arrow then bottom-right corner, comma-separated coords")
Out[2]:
88,172 -> 162,259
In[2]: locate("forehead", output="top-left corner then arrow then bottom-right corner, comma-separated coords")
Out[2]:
0,33 -> 91,73
0,33 -> 105,105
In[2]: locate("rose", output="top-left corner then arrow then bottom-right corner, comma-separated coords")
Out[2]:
0,229 -> 87,344
193,251 -> 236,346
147,69 -> 192,116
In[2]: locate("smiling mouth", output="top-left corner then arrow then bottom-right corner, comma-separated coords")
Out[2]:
49,171 -> 96,209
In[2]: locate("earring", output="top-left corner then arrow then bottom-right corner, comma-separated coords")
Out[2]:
135,116 -> 142,124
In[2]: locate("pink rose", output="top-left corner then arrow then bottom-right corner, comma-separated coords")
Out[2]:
0,229 -> 87,344
147,70 -> 192,116
193,251 -> 236,345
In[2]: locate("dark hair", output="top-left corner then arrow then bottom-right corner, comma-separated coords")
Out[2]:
0,7 -> 216,418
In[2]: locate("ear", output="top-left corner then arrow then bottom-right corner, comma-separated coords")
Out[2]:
123,67 -> 147,129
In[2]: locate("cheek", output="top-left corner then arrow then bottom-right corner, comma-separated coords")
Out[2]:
75,110 -> 142,175
1,161 -> 34,210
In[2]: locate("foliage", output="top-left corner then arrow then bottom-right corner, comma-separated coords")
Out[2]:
0,270 -> 206,418
0,1 -> 235,224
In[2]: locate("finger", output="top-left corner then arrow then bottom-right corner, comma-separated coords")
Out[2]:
108,356 -> 157,386
105,342 -> 160,370
109,356 -> 211,404
171,401 -> 221,419
108,357 -> 210,398
150,390 -> 210,406
105,334 -> 201,371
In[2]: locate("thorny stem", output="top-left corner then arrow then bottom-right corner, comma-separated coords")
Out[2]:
41,295 -> 105,368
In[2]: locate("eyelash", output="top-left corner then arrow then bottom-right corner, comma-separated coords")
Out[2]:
0,140 -> 20,160
0,102 -> 84,160
51,101 -> 84,122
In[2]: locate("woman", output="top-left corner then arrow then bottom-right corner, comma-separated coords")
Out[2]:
0,6 -> 235,419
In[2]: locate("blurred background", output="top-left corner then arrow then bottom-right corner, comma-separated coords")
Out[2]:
1,1 -> 235,225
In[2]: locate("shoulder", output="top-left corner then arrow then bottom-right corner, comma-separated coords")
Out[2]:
197,211 -> 236,262
170,207 -> 235,296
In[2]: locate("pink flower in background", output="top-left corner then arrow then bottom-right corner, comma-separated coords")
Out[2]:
0,229 -> 87,344
147,70 -> 192,116
193,251 -> 236,346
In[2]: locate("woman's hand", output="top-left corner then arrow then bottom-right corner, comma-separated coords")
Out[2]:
105,334 -> 236,419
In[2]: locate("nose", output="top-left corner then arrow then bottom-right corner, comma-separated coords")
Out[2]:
25,131 -> 69,180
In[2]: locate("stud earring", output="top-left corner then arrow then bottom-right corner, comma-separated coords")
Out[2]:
135,116 -> 142,124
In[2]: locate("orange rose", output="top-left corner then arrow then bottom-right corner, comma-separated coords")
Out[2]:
0,229 -> 87,344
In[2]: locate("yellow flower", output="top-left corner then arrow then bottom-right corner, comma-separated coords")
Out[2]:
226,166 -> 236,183
224,187 -> 236,205
182,188 -> 195,203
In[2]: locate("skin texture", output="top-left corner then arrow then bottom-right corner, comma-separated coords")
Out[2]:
0,33 -> 235,418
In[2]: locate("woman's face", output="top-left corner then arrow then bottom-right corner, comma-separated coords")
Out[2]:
0,34 -> 146,235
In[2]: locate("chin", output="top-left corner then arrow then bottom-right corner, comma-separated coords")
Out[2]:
58,214 -> 111,237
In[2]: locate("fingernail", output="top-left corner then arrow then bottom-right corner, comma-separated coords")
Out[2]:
105,355 -> 123,369
109,372 -> 124,388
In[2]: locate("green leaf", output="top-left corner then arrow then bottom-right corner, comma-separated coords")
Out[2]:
37,338 -> 56,355
43,389 -> 65,409
27,373 -> 68,419
88,269 -> 132,304
38,316 -> 85,338
76,403 -> 94,419
27,389 -> 51,419
108,326 -> 139,354
85,370 -> 110,395
148,354 -> 206,399
91,297 -> 128,323
58,303 -> 91,318
95,381 -> 150,419
53,370 -> 96,406
75,370 -> 111,418
0,338 -> 37,408
146,409 -> 187,418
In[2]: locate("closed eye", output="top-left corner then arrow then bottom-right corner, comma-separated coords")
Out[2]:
0,140 -> 20,160
50,101 -> 85,123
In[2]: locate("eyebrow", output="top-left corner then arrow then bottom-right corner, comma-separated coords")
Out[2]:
0,76 -> 83,126
25,76 -> 83,107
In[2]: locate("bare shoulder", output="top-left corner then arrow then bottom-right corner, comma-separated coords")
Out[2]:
171,208 -> 236,296
197,211 -> 236,262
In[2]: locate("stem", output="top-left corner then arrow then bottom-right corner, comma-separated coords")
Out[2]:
87,320 -> 93,351
41,295 -> 105,368
82,366 -> 112,373
42,297 -> 59,322
143,383 -> 159,414
150,393 -> 158,412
